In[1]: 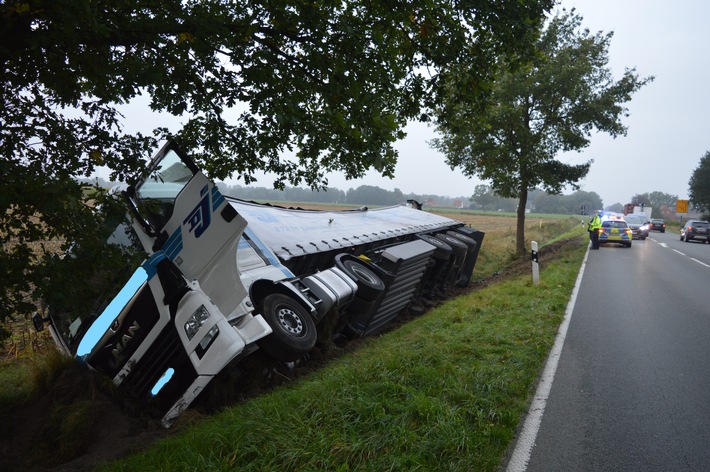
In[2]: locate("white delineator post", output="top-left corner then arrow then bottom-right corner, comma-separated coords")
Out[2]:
531,241 -> 539,285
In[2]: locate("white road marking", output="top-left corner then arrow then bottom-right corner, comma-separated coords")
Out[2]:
505,245 -> 590,472
654,239 -> 710,267
691,258 -> 710,268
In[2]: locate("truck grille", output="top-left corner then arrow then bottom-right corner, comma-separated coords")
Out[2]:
120,324 -> 196,403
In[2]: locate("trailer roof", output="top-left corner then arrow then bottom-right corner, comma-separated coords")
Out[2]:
227,198 -> 463,261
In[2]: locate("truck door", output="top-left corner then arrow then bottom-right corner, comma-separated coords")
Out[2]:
128,141 -> 247,317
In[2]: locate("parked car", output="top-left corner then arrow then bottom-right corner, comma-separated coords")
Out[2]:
649,219 -> 666,233
624,214 -> 649,240
680,220 -> 710,243
599,219 -> 632,247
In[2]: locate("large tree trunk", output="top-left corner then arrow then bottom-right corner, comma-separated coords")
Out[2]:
516,187 -> 528,256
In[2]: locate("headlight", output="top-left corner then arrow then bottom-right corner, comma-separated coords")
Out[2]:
184,305 -> 210,340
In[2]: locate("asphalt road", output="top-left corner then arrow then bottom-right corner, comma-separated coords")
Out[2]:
520,230 -> 710,472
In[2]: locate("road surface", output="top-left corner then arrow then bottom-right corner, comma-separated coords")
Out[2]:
510,231 -> 710,472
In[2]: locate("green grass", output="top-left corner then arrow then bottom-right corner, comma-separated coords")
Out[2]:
471,216 -> 584,280
0,348 -> 71,410
428,207 -> 582,221
102,228 -> 588,471
0,215 -> 588,470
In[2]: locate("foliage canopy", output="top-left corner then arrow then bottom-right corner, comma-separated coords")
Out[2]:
630,191 -> 678,218
1,0 -> 553,334
432,9 -> 653,255
688,151 -> 710,214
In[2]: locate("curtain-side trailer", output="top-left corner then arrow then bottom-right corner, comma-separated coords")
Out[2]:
36,141 -> 484,427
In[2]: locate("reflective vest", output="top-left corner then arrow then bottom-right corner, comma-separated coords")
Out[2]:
589,214 -> 602,231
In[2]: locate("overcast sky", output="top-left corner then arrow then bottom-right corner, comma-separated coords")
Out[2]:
318,0 -> 710,207
117,1 -> 708,208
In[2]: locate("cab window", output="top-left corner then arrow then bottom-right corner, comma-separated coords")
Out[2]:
135,149 -> 195,230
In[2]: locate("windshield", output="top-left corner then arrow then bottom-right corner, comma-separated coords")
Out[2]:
625,215 -> 643,224
135,149 -> 195,231
45,222 -> 145,354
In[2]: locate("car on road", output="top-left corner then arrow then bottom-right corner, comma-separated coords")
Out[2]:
624,214 -> 649,240
680,220 -> 710,243
599,219 -> 632,247
649,219 -> 666,233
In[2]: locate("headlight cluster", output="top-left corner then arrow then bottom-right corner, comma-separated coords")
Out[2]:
184,305 -> 210,340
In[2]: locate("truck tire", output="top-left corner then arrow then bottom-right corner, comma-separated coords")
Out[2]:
417,233 -> 452,260
257,293 -> 317,362
337,258 -> 385,302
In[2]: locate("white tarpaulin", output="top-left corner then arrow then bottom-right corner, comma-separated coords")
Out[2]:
227,198 -> 462,261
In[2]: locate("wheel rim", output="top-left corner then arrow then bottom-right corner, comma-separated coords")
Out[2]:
276,304 -> 304,336
351,265 -> 377,285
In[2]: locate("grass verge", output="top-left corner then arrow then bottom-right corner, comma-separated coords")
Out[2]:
102,229 -> 588,471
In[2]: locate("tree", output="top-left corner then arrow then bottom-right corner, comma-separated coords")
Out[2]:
631,191 -> 678,218
432,9 -> 653,255
630,193 -> 650,207
1,1 -> 555,332
688,151 -> 710,214
567,191 -> 604,216
346,185 -> 404,206
469,185 -> 498,211
606,203 -> 624,213
648,191 -> 678,212
469,185 -> 517,212
532,190 -> 603,215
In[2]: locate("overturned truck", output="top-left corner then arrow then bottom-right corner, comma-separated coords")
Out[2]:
37,141 -> 484,427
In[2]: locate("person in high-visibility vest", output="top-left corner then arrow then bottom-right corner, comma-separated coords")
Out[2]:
589,212 -> 602,249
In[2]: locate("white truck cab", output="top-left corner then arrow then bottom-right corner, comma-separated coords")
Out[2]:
40,140 -> 484,427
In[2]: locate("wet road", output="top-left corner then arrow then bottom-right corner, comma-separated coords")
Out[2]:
514,231 -> 710,471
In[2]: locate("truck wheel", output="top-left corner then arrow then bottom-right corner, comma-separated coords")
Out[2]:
339,259 -> 385,302
257,294 -> 317,362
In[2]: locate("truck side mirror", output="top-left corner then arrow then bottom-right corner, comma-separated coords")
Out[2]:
32,312 -> 45,332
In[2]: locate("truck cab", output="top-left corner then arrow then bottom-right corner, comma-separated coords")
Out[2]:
40,140 -> 483,427
44,142 -> 280,427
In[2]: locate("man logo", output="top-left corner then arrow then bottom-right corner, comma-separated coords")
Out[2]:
183,185 -> 212,238
111,320 -> 141,360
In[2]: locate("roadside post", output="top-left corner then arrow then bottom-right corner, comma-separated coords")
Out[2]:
531,241 -> 539,285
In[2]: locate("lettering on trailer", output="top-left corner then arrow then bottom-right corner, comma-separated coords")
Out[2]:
183,185 -> 212,238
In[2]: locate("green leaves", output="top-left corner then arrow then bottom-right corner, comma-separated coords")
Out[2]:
1,0 -> 555,332
433,8 -> 652,254
688,151 -> 710,214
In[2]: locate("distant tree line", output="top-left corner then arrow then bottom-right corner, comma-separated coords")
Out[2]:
629,192 -> 679,219
87,176 -> 614,214
216,182 -> 468,208
82,177 -> 468,208
469,184 -> 604,215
